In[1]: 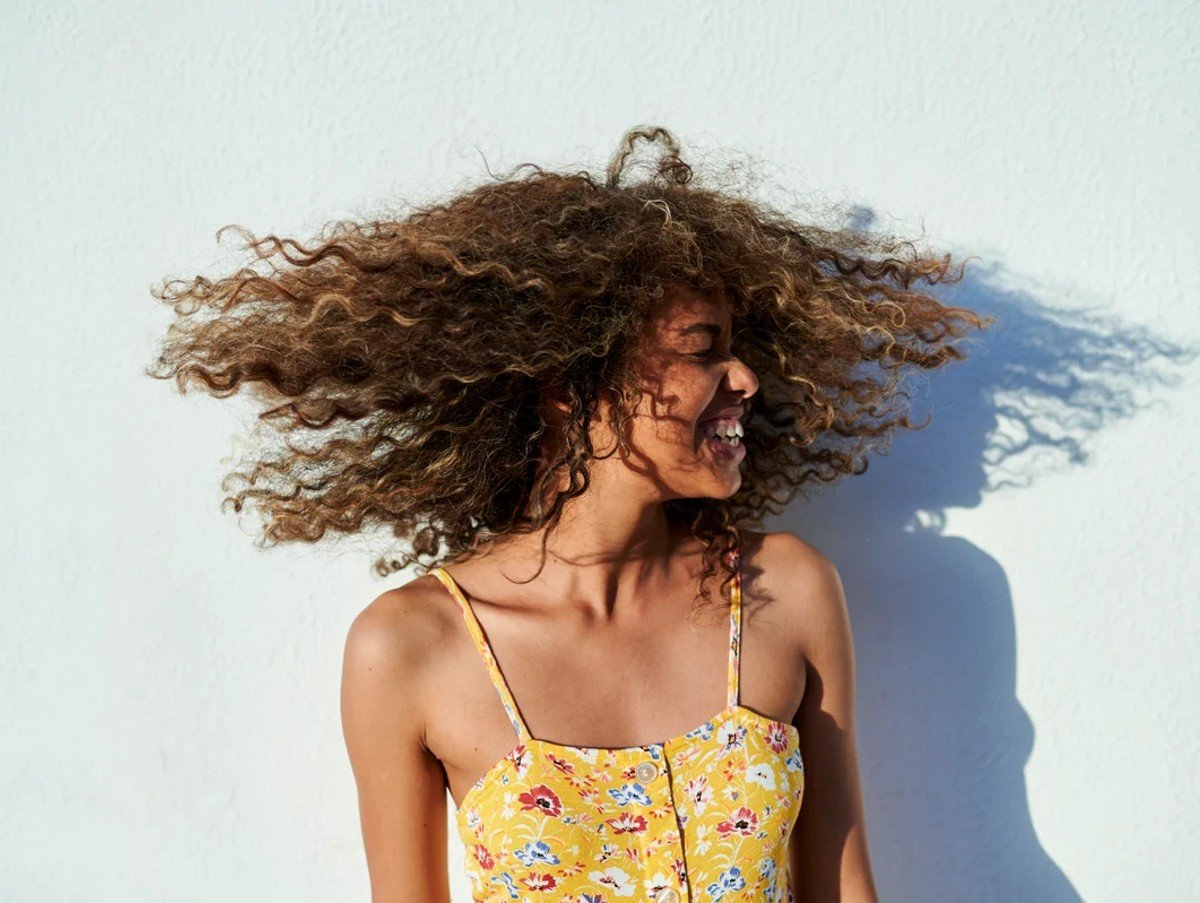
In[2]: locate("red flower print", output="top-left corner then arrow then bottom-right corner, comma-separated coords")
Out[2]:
518,784 -> 563,817
520,872 -> 559,890
470,843 -> 494,870
605,812 -> 649,834
716,805 -> 759,836
766,722 -> 791,752
547,752 -> 577,776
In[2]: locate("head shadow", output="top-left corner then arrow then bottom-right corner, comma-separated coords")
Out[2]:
776,205 -> 1196,901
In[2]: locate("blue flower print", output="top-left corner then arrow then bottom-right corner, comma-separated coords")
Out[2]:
514,839 -> 561,867
607,782 -> 653,806
706,866 -> 746,900
759,856 -> 779,899
785,747 -> 804,772
492,871 -> 520,900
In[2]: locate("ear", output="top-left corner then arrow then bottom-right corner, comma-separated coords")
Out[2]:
539,386 -> 571,423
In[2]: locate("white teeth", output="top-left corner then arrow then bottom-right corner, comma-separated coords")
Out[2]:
701,417 -> 745,445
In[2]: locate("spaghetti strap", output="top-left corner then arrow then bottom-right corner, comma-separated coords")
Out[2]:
430,566 -> 532,744
727,543 -> 743,709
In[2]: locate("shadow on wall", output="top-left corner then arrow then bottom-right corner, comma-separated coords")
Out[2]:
774,234 -> 1196,902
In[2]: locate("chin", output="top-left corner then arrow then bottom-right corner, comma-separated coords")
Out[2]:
692,474 -> 742,500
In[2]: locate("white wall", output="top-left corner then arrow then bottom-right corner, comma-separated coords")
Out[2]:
2,2 -> 1197,901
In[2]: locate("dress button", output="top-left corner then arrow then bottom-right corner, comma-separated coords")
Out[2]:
657,889 -> 679,903
635,760 -> 659,782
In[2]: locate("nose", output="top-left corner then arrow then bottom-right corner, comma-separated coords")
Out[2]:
725,354 -> 759,400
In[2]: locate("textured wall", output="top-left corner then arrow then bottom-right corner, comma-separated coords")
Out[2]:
2,1 -> 1197,901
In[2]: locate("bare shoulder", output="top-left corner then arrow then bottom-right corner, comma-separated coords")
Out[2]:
340,572 -> 460,744
341,573 -> 460,895
739,533 -> 844,624
734,528 -> 849,677
744,528 -> 863,740
741,532 -> 876,895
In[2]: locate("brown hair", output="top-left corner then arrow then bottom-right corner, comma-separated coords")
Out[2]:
145,125 -> 991,607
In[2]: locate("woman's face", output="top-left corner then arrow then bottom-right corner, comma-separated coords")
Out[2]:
604,284 -> 759,501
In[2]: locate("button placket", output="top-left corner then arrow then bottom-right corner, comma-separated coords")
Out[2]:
639,741 -> 690,903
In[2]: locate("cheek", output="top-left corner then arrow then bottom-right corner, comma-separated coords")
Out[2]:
634,369 -> 711,427
622,366 -> 712,453
626,400 -> 704,455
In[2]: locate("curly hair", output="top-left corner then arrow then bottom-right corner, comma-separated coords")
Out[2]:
145,125 -> 992,608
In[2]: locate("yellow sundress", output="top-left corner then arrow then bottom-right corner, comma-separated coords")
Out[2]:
430,546 -> 804,902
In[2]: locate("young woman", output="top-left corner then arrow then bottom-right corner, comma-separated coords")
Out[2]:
148,126 -> 989,901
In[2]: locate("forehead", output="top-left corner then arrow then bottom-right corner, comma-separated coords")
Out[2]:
647,283 -> 732,334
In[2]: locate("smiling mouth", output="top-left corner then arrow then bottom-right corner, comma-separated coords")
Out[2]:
705,431 -> 741,448
698,417 -> 743,447
696,417 -> 746,465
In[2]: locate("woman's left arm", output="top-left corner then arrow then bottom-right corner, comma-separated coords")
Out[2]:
784,541 -> 880,902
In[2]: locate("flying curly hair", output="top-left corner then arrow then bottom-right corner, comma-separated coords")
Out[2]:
145,125 -> 992,608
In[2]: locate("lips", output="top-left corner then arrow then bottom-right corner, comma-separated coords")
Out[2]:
697,405 -> 745,428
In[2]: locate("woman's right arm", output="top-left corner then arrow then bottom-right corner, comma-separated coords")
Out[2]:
341,590 -> 451,902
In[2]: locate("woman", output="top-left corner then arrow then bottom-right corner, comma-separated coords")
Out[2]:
148,126 -> 989,900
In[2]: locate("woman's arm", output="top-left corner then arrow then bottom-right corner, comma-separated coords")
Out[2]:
783,538 -> 880,902
341,592 -> 451,903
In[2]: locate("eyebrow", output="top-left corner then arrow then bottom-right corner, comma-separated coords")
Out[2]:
677,323 -> 722,338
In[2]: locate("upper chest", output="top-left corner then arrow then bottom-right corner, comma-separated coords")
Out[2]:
424,565 -> 806,797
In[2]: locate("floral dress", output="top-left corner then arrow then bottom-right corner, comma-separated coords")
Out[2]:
431,547 -> 804,902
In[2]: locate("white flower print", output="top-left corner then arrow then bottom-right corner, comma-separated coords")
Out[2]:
684,775 -> 714,815
590,866 -> 637,896
717,720 -> 748,751
746,761 -> 777,790
644,871 -> 674,896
